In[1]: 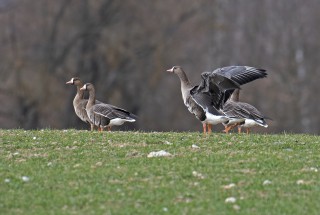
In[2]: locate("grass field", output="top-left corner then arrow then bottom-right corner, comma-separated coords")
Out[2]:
0,130 -> 319,215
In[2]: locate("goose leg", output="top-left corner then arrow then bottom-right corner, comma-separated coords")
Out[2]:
90,124 -> 94,131
229,123 -> 239,134
207,124 -> 212,134
223,125 -> 232,134
202,123 -> 207,135
108,126 -> 111,132
246,128 -> 250,134
100,127 -> 104,132
238,126 -> 242,134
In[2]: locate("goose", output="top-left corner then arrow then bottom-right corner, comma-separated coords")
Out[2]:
221,89 -> 246,133
66,77 -> 96,130
166,66 -> 239,134
80,83 -> 136,131
166,66 -> 267,134
222,89 -> 269,134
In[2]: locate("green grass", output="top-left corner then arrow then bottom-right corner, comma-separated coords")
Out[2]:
0,130 -> 319,215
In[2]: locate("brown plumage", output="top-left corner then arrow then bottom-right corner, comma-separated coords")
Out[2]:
80,83 -> 136,131
166,66 -> 267,134
166,66 -> 239,134
222,89 -> 268,134
66,77 -> 95,130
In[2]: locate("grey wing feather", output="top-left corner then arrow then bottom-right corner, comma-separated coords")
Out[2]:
212,66 -> 267,85
192,73 -> 240,109
191,92 -> 221,115
224,101 -> 266,123
93,104 -> 135,120
223,101 -> 249,119
237,102 -> 265,120
108,104 -> 138,119
208,66 -> 267,103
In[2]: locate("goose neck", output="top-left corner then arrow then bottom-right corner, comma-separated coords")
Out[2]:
87,88 -> 96,105
230,89 -> 240,101
176,70 -> 192,89
76,85 -> 85,100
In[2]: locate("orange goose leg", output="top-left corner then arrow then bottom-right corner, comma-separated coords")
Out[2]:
246,128 -> 250,134
108,127 -> 111,132
224,123 -> 240,134
202,123 -> 207,135
238,126 -> 242,134
223,125 -> 232,134
207,124 -> 212,134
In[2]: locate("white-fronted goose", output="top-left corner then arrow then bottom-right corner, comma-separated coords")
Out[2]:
166,66 -> 240,134
66,77 -> 95,130
80,83 -> 136,131
166,66 -> 267,134
222,89 -> 268,134
221,89 -> 246,133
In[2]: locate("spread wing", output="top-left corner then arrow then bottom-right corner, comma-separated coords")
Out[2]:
191,73 -> 240,110
202,66 -> 267,104
212,66 -> 267,85
190,91 -> 220,115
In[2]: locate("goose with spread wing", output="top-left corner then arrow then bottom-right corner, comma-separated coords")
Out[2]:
166,66 -> 267,134
80,83 -> 136,131
222,89 -> 268,134
166,66 -> 240,134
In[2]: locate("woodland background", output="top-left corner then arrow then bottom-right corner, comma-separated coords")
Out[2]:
0,0 -> 319,134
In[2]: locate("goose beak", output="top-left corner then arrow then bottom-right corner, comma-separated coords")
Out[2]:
166,68 -> 174,73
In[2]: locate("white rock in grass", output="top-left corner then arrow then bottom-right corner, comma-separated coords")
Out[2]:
33,137 -> 37,140
164,141 -> 173,145
310,167 -> 318,172
4,178 -> 10,183
192,171 -> 205,179
223,183 -> 236,189
296,179 -> 305,185
163,207 -> 168,212
22,176 -> 30,182
147,150 -> 172,158
233,204 -> 241,211
192,144 -> 200,149
225,197 -> 236,203
263,180 -> 272,186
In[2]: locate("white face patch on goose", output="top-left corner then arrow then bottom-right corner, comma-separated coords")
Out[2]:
166,67 -> 175,72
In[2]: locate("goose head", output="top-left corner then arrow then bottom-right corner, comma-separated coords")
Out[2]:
80,83 -> 94,91
66,77 -> 82,86
166,66 -> 183,74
